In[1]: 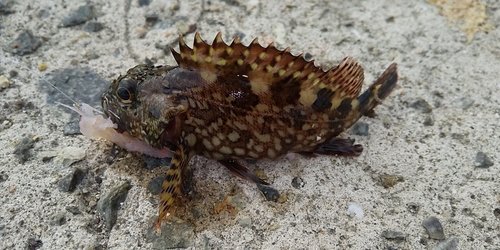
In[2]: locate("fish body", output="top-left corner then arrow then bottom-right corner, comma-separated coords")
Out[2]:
101,32 -> 398,230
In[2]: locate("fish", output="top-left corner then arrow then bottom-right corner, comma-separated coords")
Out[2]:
100,32 -> 398,231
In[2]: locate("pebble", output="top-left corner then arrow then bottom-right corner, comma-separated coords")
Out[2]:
143,155 -> 171,170
474,151 -> 493,168
5,30 -> 42,55
493,208 -> 500,219
59,5 -> 94,27
96,182 -> 132,231
410,98 -> 433,113
57,167 -> 86,192
54,146 -> 86,167
381,230 -> 407,241
82,21 -> 103,32
13,137 -> 35,163
52,213 -> 66,226
434,236 -> 459,250
347,203 -> 364,219
26,238 -> 43,250
456,97 -> 474,110
146,220 -> 194,248
406,202 -> 420,214
0,0 -> 14,15
291,176 -> 305,189
350,122 -> 369,136
422,216 -> 445,240
38,62 -> 48,71
0,75 -> 9,90
423,115 -> 435,126
138,0 -> 151,6
65,206 -> 82,215
147,176 -> 165,195
380,174 -> 403,188
257,184 -> 280,201
239,217 -> 252,228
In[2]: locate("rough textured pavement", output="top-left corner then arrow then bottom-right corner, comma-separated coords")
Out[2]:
1,0 -> 499,249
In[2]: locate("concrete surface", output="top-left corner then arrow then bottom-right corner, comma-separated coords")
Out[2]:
1,0 -> 499,249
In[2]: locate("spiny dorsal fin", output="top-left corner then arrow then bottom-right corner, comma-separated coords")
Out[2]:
170,32 -> 364,108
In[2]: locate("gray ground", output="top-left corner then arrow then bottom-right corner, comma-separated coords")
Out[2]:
1,0 -> 499,249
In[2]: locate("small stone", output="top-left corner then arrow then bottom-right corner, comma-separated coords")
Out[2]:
66,206 -> 82,215
422,216 -> 445,240
350,122 -> 369,136
382,115 -> 392,129
0,171 -> 8,182
13,137 -> 35,163
347,203 -> 364,219
434,236 -> 459,250
144,13 -> 159,25
82,21 -> 103,32
138,0 -> 151,6
474,151 -> 493,168
291,177 -> 305,189
493,208 -> 500,219
38,62 -> 48,71
410,98 -> 432,113
5,30 -> 42,55
239,217 -> 252,227
146,220 -> 194,248
52,213 -> 66,226
423,115 -> 434,126
57,167 -> 86,192
277,193 -> 287,203
0,75 -> 9,90
304,52 -> 313,61
380,174 -> 403,188
54,146 -> 86,167
147,176 -> 165,195
456,97 -> 474,110
9,70 -> 18,77
0,0 -> 15,15
257,184 -> 280,201
96,182 -> 132,231
269,223 -> 281,231
59,5 -> 94,27
407,203 -> 420,214
192,209 -> 202,219
26,238 -> 43,250
381,230 -> 407,241
254,168 -> 267,181
143,155 -> 171,170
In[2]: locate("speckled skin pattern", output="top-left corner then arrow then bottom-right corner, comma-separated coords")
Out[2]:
101,32 -> 398,231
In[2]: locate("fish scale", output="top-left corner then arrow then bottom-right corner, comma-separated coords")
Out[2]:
101,32 -> 398,232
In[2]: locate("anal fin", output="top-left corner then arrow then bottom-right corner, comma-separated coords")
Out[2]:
219,160 -> 269,185
301,138 -> 363,157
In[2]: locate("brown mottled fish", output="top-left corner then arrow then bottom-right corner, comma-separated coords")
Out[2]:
101,32 -> 398,231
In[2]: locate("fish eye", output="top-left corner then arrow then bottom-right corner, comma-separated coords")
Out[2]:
116,78 -> 136,103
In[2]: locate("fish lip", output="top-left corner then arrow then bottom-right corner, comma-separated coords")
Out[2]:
101,94 -> 126,133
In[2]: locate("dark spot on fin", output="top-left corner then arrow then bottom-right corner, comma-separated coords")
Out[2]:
311,138 -> 363,156
358,63 -> 398,116
312,88 -> 334,112
219,160 -> 269,185
336,98 -> 353,118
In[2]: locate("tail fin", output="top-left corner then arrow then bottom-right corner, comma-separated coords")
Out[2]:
357,63 -> 398,116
